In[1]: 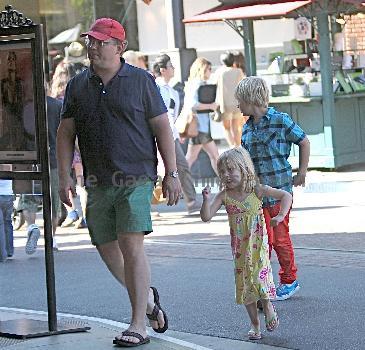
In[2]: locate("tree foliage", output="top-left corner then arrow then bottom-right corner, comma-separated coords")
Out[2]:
70,0 -> 94,30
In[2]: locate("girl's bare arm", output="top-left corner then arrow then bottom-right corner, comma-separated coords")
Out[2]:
200,186 -> 224,222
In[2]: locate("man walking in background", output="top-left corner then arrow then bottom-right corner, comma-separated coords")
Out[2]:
153,53 -> 200,215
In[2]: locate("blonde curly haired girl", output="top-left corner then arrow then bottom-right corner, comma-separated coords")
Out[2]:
201,147 -> 292,340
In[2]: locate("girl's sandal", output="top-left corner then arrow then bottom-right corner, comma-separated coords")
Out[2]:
265,304 -> 279,332
248,327 -> 262,340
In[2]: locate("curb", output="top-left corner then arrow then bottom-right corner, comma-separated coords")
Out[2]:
0,307 -> 212,350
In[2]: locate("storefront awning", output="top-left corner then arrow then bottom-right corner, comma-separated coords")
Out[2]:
183,1 -> 312,23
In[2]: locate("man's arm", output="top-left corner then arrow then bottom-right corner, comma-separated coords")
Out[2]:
56,118 -> 76,206
293,136 -> 310,187
149,113 -> 182,205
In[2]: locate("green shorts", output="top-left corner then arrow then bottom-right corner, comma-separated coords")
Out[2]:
86,181 -> 154,246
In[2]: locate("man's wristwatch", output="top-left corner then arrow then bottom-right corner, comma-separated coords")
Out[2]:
167,170 -> 179,178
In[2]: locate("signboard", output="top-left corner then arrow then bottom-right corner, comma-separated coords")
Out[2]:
0,5 -> 90,339
294,17 -> 312,41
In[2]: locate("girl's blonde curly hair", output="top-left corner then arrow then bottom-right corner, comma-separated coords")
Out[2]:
217,147 -> 257,192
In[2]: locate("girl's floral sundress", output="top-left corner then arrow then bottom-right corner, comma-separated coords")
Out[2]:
225,191 -> 276,305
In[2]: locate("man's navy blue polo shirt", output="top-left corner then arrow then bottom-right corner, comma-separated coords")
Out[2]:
61,59 -> 167,186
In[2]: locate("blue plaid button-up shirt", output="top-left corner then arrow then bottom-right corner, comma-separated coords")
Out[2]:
241,107 -> 306,207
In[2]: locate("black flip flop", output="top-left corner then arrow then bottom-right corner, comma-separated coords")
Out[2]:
146,286 -> 168,333
113,330 -> 150,347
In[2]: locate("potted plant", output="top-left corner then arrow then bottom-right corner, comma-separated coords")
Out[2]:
290,76 -> 307,96
308,76 -> 322,96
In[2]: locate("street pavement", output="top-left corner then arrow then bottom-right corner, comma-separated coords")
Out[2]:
1,167 -> 365,349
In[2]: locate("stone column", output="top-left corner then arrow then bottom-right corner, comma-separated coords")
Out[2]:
242,19 -> 256,76
164,0 -> 196,83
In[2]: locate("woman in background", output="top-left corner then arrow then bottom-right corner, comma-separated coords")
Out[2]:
183,57 -> 219,175
215,52 -> 247,147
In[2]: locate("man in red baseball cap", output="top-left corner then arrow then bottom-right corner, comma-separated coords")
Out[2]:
81,17 -> 126,42
80,18 -> 129,71
58,16 -> 182,348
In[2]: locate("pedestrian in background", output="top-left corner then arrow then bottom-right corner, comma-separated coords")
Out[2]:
183,57 -> 219,176
214,51 -> 247,147
232,51 -> 245,73
57,18 -> 182,347
122,50 -> 139,66
153,53 -> 200,214
18,60 -> 86,256
201,147 -> 291,339
237,77 -> 310,300
18,94 -> 63,254
136,51 -> 149,70
0,177 -> 14,262
51,60 -> 88,229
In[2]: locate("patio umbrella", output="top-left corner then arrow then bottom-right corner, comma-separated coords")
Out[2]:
48,23 -> 82,44
217,0 -> 364,6
184,1 -> 365,24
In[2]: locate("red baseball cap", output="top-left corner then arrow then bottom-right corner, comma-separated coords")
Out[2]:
81,18 -> 125,41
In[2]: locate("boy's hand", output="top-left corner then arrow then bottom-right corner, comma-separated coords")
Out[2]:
293,173 -> 306,187
202,185 -> 211,200
270,214 -> 285,227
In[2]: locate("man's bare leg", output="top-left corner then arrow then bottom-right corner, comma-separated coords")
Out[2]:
97,240 -> 126,283
97,236 -> 165,344
117,232 -> 149,343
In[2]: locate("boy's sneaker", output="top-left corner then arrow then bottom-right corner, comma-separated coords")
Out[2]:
275,280 -> 300,301
25,224 -> 41,255
61,210 -> 79,227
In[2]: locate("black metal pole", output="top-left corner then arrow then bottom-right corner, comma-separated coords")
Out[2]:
34,25 -> 58,332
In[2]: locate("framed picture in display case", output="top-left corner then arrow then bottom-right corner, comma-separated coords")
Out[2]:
0,39 -> 38,162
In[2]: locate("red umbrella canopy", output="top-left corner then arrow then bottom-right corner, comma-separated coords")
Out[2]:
141,0 -> 365,18
218,0 -> 364,4
217,0 -> 365,12
183,1 -> 365,23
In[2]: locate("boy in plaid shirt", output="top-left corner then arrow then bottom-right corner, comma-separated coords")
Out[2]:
236,77 -> 310,300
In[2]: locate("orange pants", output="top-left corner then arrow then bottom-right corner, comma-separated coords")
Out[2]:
263,202 -> 297,284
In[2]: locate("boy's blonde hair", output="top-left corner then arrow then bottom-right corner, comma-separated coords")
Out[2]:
217,147 -> 257,192
188,57 -> 211,81
235,76 -> 269,108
